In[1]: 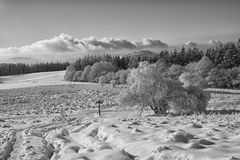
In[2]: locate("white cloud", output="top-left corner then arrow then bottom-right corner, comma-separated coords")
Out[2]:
81,37 -> 168,50
135,38 -> 168,49
184,41 -> 198,47
208,40 -> 222,46
0,33 -> 168,62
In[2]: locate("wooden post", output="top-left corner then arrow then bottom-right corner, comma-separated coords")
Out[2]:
98,103 -> 101,115
96,100 -> 103,116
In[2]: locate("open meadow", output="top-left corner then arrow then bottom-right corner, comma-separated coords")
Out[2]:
0,72 -> 240,160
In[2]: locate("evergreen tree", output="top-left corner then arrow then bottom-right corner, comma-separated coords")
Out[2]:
220,42 -> 239,68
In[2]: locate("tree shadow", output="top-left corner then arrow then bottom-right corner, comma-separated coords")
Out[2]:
205,109 -> 240,114
204,89 -> 240,95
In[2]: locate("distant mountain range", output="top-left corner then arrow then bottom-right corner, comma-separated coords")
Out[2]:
126,50 -> 158,57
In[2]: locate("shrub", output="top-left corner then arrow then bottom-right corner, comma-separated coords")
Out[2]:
207,68 -> 229,88
185,62 -> 197,72
118,70 -> 129,84
98,69 -> 129,86
80,65 -> 91,82
194,56 -> 215,77
110,80 -> 117,87
72,70 -> 83,82
98,76 -> 107,87
89,62 -> 117,82
168,86 -> 209,115
207,67 -> 240,88
64,64 -> 76,81
104,72 -> 115,83
230,67 -> 240,88
112,70 -> 130,84
179,57 -> 214,88
179,72 -> 208,88
185,85 -> 210,112
119,61 -> 210,115
167,64 -> 185,80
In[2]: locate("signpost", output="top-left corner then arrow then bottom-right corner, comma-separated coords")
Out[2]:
96,100 -> 103,115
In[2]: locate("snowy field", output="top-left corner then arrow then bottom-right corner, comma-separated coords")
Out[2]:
0,71 -> 89,90
0,71 -> 240,160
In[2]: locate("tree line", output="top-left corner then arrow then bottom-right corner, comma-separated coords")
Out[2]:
67,47 -> 204,73
0,62 -> 70,76
65,38 -> 240,89
64,47 -> 204,84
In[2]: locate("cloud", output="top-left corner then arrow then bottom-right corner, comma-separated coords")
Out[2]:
82,37 -> 136,50
184,41 -> 198,47
208,40 -> 223,46
134,38 -> 168,49
0,33 -> 78,55
0,33 -> 168,62
81,37 -> 168,50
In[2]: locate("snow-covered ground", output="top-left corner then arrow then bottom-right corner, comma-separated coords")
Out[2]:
0,71 -> 85,90
1,71 -> 240,160
2,111 -> 240,160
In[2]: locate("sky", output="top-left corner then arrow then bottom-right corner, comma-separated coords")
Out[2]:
0,0 -> 239,48
0,0 -> 239,63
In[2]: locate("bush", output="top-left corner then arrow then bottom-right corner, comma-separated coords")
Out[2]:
167,64 -> 185,80
118,70 -> 129,84
104,72 -> 115,84
230,67 -> 240,88
64,64 -> 76,81
179,72 -> 208,88
89,62 -> 117,82
119,61 -> 210,115
97,69 -> 129,86
80,66 -> 91,82
207,67 -> 240,88
98,76 -> 107,87
72,70 -> 83,82
110,80 -> 117,87
185,85 -> 210,112
185,62 -> 197,72
112,70 -> 129,84
168,85 -> 209,115
194,56 -> 215,77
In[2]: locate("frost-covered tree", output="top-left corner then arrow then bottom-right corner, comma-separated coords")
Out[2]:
178,56 -> 214,88
64,64 -> 76,81
179,72 -> 207,88
167,64 -> 185,80
194,56 -> 215,77
104,72 -> 116,83
98,76 -> 107,87
206,68 -> 229,88
89,62 -> 117,82
118,70 -> 129,84
227,67 -> 240,88
119,61 -> 209,115
80,65 -> 91,82
72,70 -> 83,82
110,79 -> 117,87
185,62 -> 197,72
207,67 -> 240,88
